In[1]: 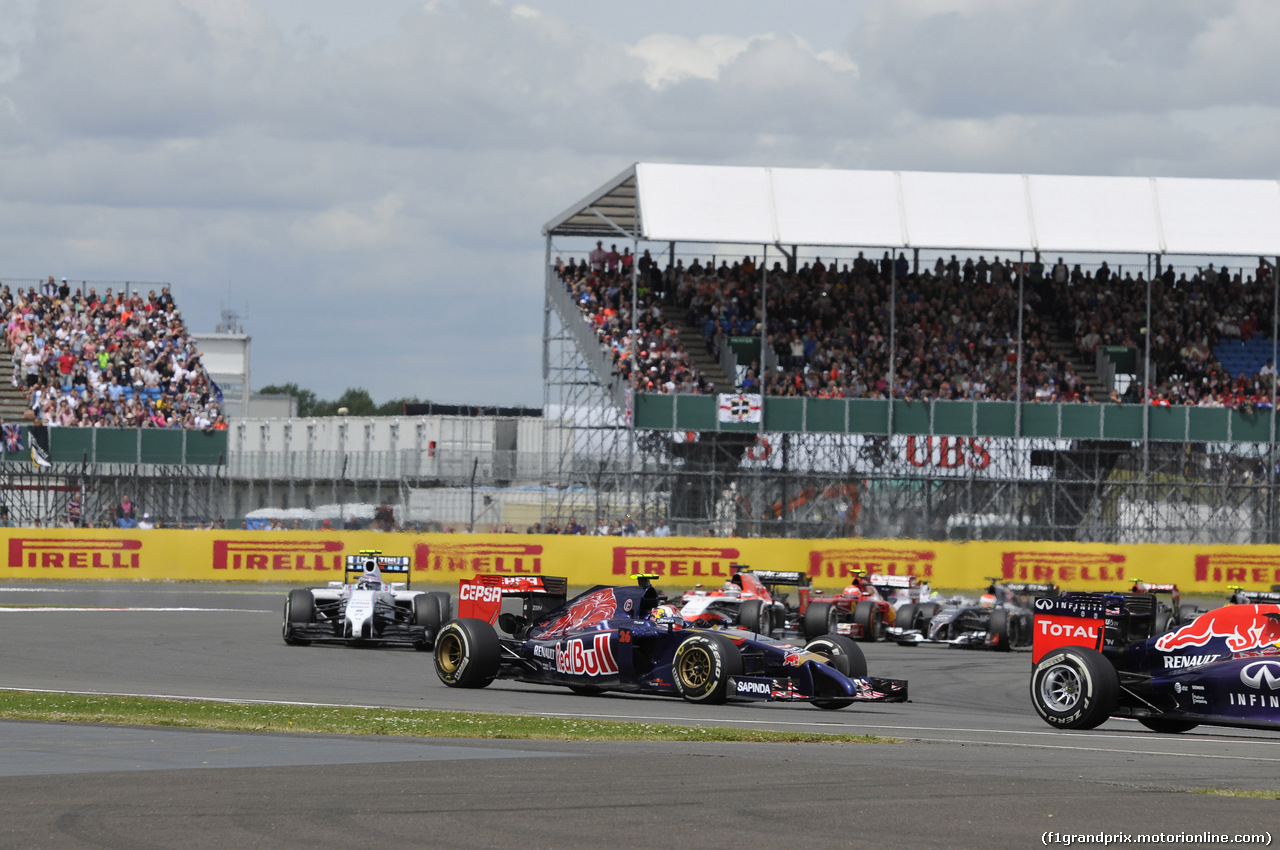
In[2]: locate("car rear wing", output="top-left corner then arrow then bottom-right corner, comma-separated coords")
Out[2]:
743,569 -> 810,588
1004,582 -> 1059,596
1032,592 -> 1162,663
1031,595 -> 1107,664
1228,587 -> 1280,605
868,573 -> 917,590
457,574 -> 569,625
329,552 -> 411,590
1130,580 -> 1181,615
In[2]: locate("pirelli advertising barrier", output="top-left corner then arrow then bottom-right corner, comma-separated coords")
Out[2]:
3,529 -> 1280,593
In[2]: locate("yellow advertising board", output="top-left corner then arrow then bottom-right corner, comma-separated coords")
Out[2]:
2,529 -> 1280,594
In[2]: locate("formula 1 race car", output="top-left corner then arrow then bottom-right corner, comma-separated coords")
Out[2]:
801,570 -> 902,642
677,567 -> 803,636
433,574 -> 909,709
888,580 -> 1058,651
1030,591 -> 1280,733
282,551 -> 451,649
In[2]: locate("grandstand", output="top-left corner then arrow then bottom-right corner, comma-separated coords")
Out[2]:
8,164 -> 1280,545
0,277 -> 227,525
538,164 -> 1280,544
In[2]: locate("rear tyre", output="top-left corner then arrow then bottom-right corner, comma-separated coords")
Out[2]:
1154,607 -> 1172,635
852,600 -> 881,643
429,591 -> 453,624
672,634 -> 743,704
895,603 -> 918,632
987,608 -> 1012,652
412,593 -> 444,651
1138,717 -> 1199,734
283,589 -> 313,646
1030,646 -> 1119,730
434,619 -> 501,688
803,635 -> 866,710
803,601 -> 837,640
737,599 -> 772,636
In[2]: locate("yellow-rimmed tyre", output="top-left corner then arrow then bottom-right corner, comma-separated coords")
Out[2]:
672,634 -> 742,704
283,589 -> 313,646
434,619 -> 500,688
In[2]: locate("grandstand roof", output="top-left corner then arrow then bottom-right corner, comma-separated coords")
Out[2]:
543,163 -> 1280,257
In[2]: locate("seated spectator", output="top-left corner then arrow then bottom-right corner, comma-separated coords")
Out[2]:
0,280 -> 221,428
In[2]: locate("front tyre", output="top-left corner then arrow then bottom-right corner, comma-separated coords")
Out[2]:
803,634 -> 867,677
283,589 -> 313,646
672,634 -> 743,704
803,634 -> 866,710
1030,646 -> 1119,730
434,619 -> 501,688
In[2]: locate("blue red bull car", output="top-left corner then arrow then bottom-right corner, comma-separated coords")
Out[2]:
1030,591 -> 1280,732
433,574 -> 909,709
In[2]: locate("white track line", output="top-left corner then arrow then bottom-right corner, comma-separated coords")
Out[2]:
4,687 -> 1276,761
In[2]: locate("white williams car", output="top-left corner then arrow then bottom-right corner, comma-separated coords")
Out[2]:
282,550 -> 450,649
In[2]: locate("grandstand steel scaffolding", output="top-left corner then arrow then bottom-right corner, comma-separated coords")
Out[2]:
539,237 -> 1280,544
0,462 -> 229,529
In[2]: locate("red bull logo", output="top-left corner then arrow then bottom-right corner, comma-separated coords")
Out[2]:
1001,550 -> 1125,583
555,634 -> 619,677
1194,553 -> 1280,586
415,542 -> 542,574
213,540 -> 344,571
1154,605 -> 1280,654
611,546 -> 739,578
8,537 -> 141,570
808,547 -> 935,579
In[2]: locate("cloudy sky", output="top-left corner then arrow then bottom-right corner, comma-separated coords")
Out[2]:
2,0 -> 1278,408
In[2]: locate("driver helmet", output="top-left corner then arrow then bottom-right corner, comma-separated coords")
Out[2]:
720,580 -> 740,596
841,584 -> 863,597
979,592 -> 997,609
356,576 -> 382,590
649,603 -> 684,628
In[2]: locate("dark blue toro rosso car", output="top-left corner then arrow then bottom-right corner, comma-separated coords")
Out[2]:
434,574 -> 908,709
1030,591 -> 1280,733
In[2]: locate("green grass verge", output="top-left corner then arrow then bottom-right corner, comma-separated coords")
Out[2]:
0,690 -> 895,744
1189,788 -> 1280,800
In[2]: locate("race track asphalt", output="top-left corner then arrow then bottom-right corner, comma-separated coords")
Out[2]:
1,583 -> 1277,849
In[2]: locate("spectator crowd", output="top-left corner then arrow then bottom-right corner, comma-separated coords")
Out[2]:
2,277 -> 225,429
557,246 -> 1279,410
